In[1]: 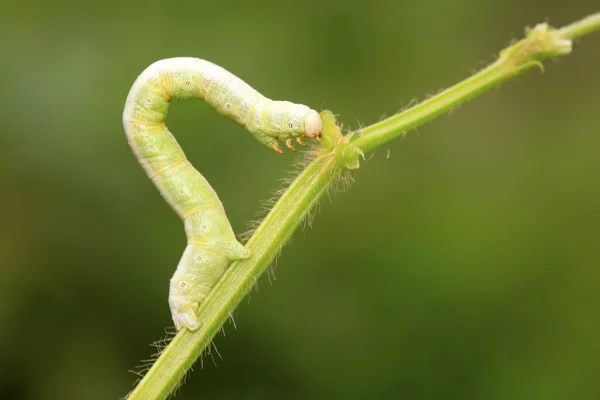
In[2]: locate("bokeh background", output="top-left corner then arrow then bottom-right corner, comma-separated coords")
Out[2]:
2,1 -> 599,399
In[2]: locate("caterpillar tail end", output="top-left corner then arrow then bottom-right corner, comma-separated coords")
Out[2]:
170,300 -> 201,331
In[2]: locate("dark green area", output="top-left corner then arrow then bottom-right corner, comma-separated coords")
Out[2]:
1,1 -> 599,399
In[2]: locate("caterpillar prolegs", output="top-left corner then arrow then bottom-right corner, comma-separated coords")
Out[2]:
122,58 -> 322,330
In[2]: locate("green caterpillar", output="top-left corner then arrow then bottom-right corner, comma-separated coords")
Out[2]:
122,58 -> 322,330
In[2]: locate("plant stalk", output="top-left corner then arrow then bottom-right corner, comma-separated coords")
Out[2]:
126,12 -> 600,399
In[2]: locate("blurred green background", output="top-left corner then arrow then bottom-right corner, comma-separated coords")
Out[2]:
2,1 -> 599,399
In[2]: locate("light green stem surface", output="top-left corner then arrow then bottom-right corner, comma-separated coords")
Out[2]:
126,12 -> 600,400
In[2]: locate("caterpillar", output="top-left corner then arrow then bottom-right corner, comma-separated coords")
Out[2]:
122,58 -> 322,331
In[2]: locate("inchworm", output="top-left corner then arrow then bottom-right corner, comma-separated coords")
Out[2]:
122,58 -> 322,330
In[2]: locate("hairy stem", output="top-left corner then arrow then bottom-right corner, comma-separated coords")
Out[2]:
126,12 -> 600,400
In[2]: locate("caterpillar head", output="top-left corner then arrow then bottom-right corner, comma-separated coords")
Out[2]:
252,102 -> 323,153
303,109 -> 323,140
275,102 -> 322,140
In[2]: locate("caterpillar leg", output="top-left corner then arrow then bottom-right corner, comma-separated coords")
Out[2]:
170,299 -> 201,331
285,139 -> 297,152
271,143 -> 284,154
228,242 -> 252,261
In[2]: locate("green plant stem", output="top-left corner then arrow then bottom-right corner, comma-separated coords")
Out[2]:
127,154 -> 341,399
556,12 -> 600,40
126,12 -> 600,400
352,14 -> 600,153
